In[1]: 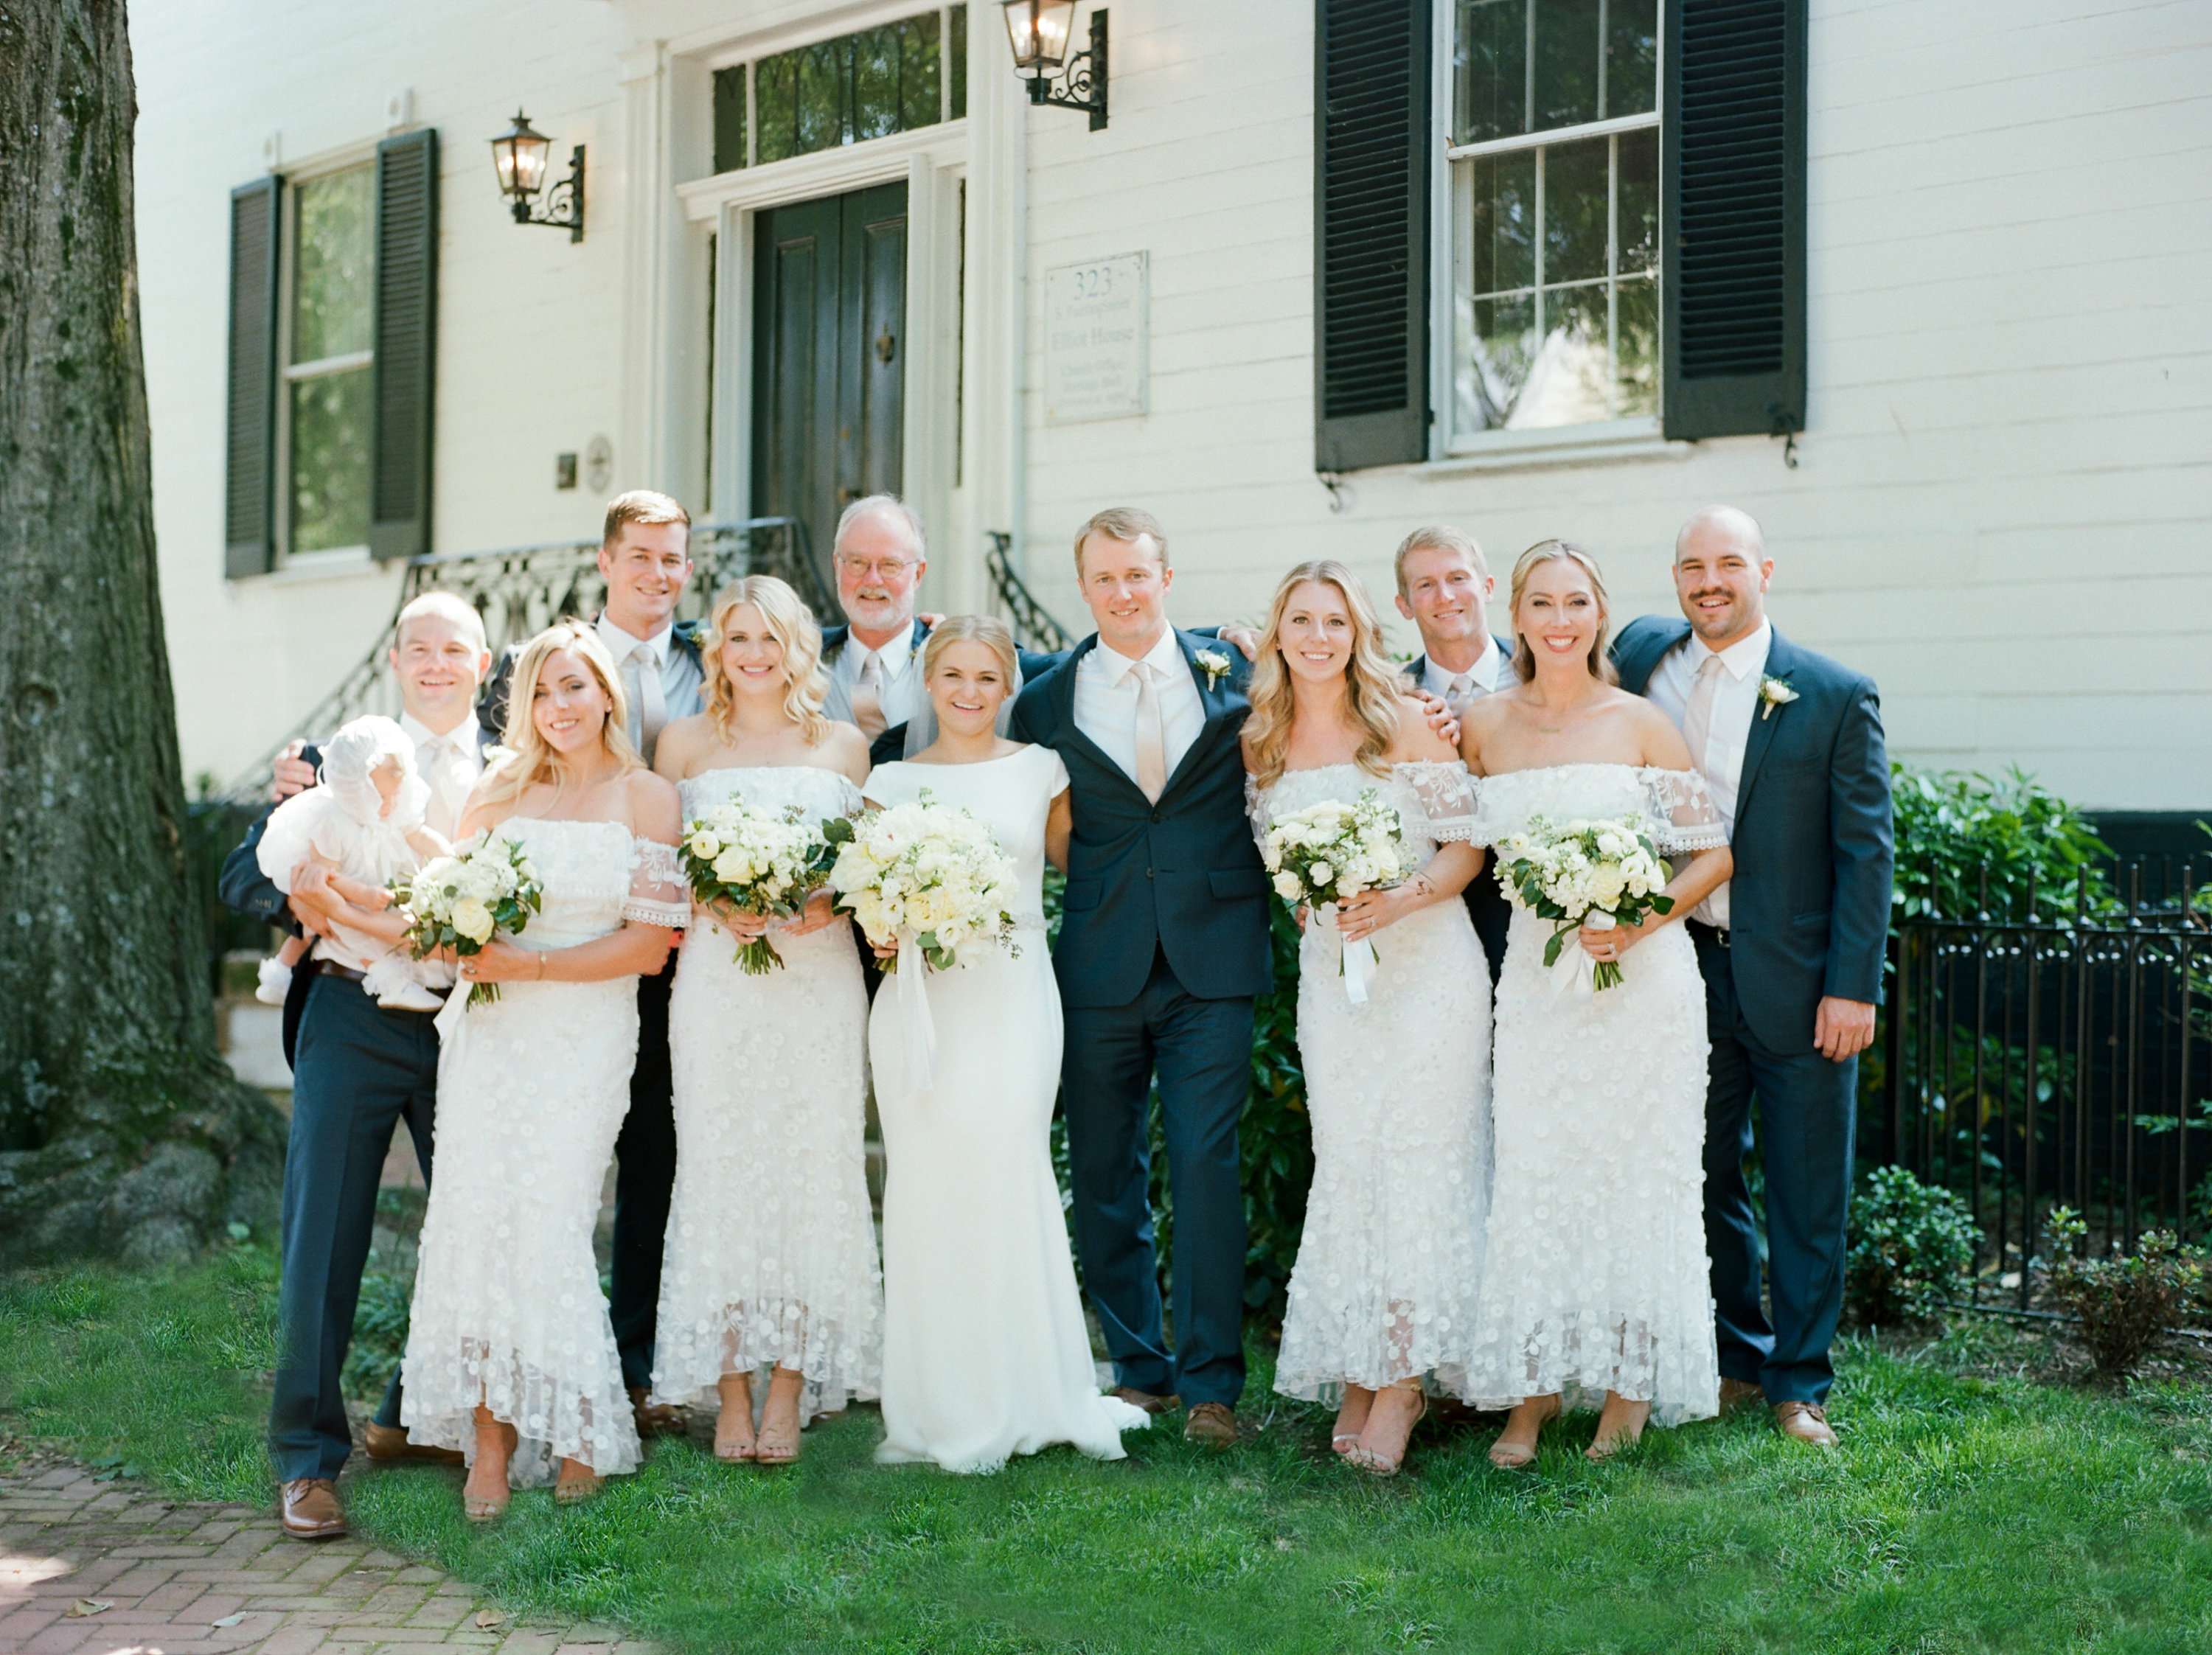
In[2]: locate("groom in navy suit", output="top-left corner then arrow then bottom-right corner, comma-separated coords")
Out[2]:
1011,508 -> 1273,1447
1613,506 -> 1893,1447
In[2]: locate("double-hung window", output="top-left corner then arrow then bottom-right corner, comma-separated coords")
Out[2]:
282,164 -> 377,558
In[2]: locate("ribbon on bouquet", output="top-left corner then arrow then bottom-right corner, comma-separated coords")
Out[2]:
1319,904 -> 1380,1005
895,933 -> 939,1092
1545,910 -> 1613,1003
432,971 -> 473,1056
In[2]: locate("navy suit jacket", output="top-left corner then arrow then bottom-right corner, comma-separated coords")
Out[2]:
1404,638 -> 1517,981
1010,630 -> 1273,1008
1611,616 -> 1893,1056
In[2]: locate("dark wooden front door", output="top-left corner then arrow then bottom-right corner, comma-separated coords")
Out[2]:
751,181 -> 908,611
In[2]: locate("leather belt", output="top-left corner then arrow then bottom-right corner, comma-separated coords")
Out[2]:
1686,919 -> 1731,949
318,964 -> 369,981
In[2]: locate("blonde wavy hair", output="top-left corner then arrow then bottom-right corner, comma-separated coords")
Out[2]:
699,576 -> 832,744
1242,561 -> 1405,790
1508,539 -> 1618,685
479,621 -> 641,808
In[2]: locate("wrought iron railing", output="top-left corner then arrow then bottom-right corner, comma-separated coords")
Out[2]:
1881,857 -> 2211,1305
212,517 -> 815,804
986,530 -> 1075,653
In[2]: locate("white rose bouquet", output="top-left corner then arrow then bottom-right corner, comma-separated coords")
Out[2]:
1498,813 -> 1674,994
391,832 -> 543,1006
824,792 -> 1020,973
1259,789 -> 1411,1002
679,797 -> 838,974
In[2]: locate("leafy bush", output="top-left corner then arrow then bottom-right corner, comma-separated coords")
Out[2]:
1846,1165 -> 1980,1327
1890,766 -> 2112,924
2043,1208 -> 2207,1380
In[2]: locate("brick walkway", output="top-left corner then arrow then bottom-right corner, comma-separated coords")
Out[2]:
0,1454 -> 651,1655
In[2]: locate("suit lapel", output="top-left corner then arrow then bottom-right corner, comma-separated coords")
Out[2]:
1158,630 -> 1242,804
1050,635 -> 1141,796
1617,617 -> 1691,695
1731,628 -> 1794,817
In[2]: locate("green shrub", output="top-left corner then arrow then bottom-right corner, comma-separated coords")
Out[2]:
2043,1208 -> 2206,1380
1846,1165 -> 1980,1327
1890,766 -> 2112,924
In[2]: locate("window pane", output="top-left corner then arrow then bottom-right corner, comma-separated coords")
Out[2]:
712,66 -> 747,172
1518,282 -> 1613,428
1605,0 -> 1658,118
1453,0 -> 1526,144
797,40 -> 846,155
1468,150 -> 1536,296
289,365 -> 372,552
1456,290 -> 1536,431
1543,137 -> 1608,285
1617,127 -> 1658,273
751,10 -> 947,164
950,3 -> 967,119
855,24 -> 900,142
1531,0 -> 1600,133
756,55 -> 797,163
900,13 -> 942,133
291,167 -> 372,364
1615,273 -> 1658,416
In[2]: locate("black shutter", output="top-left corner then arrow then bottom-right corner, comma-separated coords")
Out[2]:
223,178 -> 280,578
1663,0 -> 1807,440
369,128 -> 439,562
1313,0 -> 1430,473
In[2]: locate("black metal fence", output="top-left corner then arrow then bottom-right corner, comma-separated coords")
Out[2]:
1880,857 -> 2211,1306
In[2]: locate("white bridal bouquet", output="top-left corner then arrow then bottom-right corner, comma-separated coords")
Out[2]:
824,792 -> 1020,972
392,832 -> 544,1006
679,797 -> 838,974
1259,789 -> 1411,1003
1498,813 -> 1674,994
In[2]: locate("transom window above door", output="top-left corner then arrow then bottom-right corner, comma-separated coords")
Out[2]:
1447,0 -> 1660,439
713,5 -> 970,175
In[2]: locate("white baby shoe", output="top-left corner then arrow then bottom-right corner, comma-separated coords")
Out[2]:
254,958 -> 293,1006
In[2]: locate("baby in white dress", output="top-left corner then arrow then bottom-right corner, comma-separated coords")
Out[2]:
254,716 -> 453,1011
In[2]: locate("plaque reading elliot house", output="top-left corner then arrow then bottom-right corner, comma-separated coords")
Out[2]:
1045,253 -> 1147,424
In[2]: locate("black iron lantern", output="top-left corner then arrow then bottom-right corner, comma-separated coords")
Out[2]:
490,110 -> 585,242
1001,2 -> 1108,130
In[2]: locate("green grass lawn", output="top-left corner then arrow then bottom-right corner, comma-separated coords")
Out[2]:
4,1243 -> 2212,1654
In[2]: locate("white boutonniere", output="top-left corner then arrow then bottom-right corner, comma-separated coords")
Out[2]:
1758,675 -> 1798,720
1194,648 -> 1233,691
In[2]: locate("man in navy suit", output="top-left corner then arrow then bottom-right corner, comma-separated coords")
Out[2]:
1612,506 -> 1893,1447
1010,509 -> 1273,1448
1392,525 -> 1517,981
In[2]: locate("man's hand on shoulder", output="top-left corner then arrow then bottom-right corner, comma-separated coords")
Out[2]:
1412,690 -> 1459,752
1217,624 -> 1259,662
272,739 -> 316,801
1814,996 -> 1877,1062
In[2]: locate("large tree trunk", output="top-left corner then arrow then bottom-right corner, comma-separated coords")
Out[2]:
0,0 -> 281,1261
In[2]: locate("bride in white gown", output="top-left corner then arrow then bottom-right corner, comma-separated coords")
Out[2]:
400,623 -> 687,1515
1458,541 -> 1733,1466
863,618 -> 1150,1473
650,576 -> 881,1466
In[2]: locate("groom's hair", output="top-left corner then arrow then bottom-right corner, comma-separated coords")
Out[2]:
602,489 -> 691,549
1391,525 -> 1489,596
1072,506 -> 1169,576
394,590 -> 487,655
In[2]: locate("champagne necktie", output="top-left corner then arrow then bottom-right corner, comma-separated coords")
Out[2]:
850,649 -> 888,742
626,644 -> 668,764
1446,673 -> 1475,717
1680,653 -> 1725,778
1132,663 -> 1167,801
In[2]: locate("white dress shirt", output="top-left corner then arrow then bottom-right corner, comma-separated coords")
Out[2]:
829,622 -> 922,733
1073,627 -> 1207,792
595,613 -> 706,727
1419,636 -> 1506,711
397,710 -> 486,841
1644,619 -> 1770,929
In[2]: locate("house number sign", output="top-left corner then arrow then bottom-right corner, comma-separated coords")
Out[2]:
1045,252 -> 1147,424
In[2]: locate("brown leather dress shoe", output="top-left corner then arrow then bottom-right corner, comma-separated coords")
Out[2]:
279,1477 -> 347,1540
1183,1401 -> 1238,1449
1718,1378 -> 1764,1414
630,1387 -> 684,1438
363,1422 -> 466,1466
1113,1387 -> 1181,1415
1773,1401 -> 1837,1447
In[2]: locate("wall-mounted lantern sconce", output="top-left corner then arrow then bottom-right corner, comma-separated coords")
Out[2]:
490,111 -> 585,242
1001,2 -> 1107,130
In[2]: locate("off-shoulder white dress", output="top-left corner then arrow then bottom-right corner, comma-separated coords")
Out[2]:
1249,761 -> 1494,1402
1464,764 -> 1729,1426
401,817 -> 689,1482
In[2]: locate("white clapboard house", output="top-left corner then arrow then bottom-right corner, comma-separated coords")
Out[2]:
131,0 -> 2209,836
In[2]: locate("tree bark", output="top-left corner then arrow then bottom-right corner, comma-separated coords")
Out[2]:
0,0 -> 281,1261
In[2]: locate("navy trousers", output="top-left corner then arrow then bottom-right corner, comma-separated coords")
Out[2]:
609,959 -> 678,1393
1694,928 -> 1858,1406
271,974 -> 439,1483
1060,952 -> 1252,1410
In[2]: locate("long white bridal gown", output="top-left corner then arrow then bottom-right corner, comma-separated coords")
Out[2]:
1464,763 -> 1728,1426
652,764 -> 882,1424
864,742 -> 1150,1472
402,816 -> 689,1483
1250,760 -> 1494,1403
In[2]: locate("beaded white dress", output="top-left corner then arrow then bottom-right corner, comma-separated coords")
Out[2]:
1250,761 -> 1494,1403
1463,763 -> 1728,1425
652,766 -> 882,1424
401,816 -> 689,1482
864,745 -> 1150,1473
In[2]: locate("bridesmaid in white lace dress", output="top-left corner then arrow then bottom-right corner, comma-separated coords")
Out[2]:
649,576 -> 880,1466
1459,541 -> 1733,1466
865,618 -> 1151,1474
401,623 -> 687,1516
1239,562 -> 1492,1477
